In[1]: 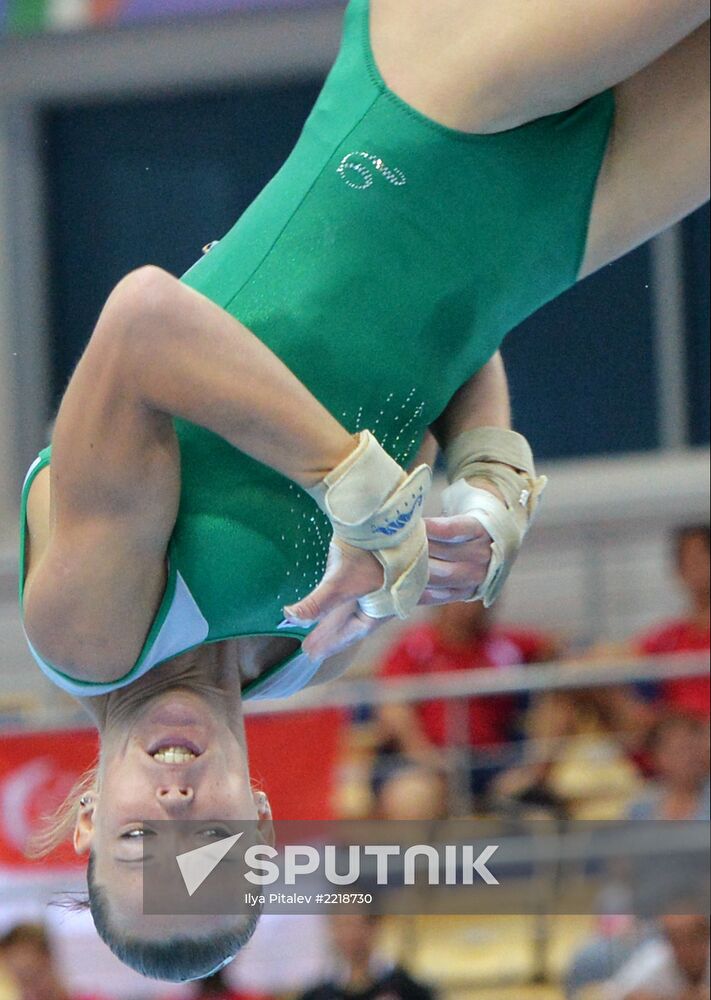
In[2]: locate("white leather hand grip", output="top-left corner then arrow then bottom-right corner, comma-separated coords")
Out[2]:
442,427 -> 547,606
306,431 -> 432,619
440,481 -> 520,606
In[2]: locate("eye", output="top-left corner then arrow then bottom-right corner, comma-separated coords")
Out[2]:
198,826 -> 233,840
121,828 -> 154,840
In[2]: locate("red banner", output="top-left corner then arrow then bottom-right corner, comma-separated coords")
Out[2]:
0,729 -> 99,870
246,709 -> 346,821
0,709 -> 345,869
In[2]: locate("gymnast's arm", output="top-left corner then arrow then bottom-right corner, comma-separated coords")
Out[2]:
23,269 -> 385,674
430,352 -> 510,456
113,271 -> 358,490
580,22 -> 710,278
410,356 -> 510,476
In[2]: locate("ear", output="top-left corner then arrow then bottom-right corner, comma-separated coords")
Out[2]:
253,790 -> 275,848
73,799 -> 97,856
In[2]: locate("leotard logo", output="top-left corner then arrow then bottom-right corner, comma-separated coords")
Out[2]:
337,151 -> 407,191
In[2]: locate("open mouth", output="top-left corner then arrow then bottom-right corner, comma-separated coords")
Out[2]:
147,739 -> 203,763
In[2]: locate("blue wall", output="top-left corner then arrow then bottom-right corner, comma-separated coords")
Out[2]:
45,82 -> 323,404
501,244 -> 656,459
683,207 -> 711,446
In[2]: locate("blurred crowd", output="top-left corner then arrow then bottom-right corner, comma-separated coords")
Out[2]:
340,524 -> 709,829
0,524 -> 708,1000
0,916 -> 435,1000
0,923 -> 105,1000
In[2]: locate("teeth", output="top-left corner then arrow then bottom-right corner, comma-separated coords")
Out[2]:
152,746 -> 197,764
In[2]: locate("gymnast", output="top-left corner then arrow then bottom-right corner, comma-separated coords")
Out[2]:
19,0 -> 710,983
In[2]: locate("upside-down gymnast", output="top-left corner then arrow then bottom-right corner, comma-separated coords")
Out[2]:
18,0 -> 710,983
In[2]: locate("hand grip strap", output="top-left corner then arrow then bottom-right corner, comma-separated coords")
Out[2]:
441,426 -> 547,606
306,431 -> 432,618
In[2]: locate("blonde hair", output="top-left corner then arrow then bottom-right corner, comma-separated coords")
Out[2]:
26,763 -> 98,860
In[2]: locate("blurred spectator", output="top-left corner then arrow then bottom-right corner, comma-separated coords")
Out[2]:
629,714 -> 710,822
0,924 -> 104,1000
0,962 -> 18,1000
595,525 -> 710,742
297,915 -> 435,1000
635,526 -> 710,716
162,968 -> 272,1000
376,764 -> 449,822
373,602 -> 558,815
496,526 -> 710,814
604,915 -> 710,1000
626,715 -> 710,923
565,715 -> 710,997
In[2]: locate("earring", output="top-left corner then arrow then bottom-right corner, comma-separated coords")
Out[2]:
79,795 -> 93,808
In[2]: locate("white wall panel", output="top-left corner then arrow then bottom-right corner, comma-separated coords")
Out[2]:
0,116 -> 18,540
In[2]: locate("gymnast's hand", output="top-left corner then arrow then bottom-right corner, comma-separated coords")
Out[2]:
285,514 -> 493,660
419,513 -> 495,606
284,430 -> 432,662
436,428 -> 548,607
284,539 -> 390,662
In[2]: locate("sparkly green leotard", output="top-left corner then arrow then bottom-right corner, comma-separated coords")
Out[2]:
20,0 -> 614,699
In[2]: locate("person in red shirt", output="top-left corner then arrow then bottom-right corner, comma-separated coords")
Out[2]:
490,526 -> 710,809
632,525 -> 710,719
590,525 -> 711,754
372,601 -> 558,815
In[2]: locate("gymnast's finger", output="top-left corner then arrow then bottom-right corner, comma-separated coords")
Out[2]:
284,542 -> 383,626
418,587 -> 477,606
428,557 -> 489,590
425,515 -> 488,543
302,603 -> 382,661
427,536 -> 493,564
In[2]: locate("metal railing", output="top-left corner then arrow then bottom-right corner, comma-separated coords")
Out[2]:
244,651 -> 709,715
0,652 -> 707,731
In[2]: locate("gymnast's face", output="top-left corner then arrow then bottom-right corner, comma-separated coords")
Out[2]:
73,689 -> 270,934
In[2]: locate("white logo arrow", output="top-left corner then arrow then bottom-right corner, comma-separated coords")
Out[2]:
176,832 -> 244,896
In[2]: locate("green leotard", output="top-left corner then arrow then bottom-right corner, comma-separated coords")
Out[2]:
20,0 -> 614,699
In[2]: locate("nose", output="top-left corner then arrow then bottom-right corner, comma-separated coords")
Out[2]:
156,785 -> 194,812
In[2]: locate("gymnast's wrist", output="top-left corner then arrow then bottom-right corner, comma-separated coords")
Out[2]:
305,429 -> 406,525
444,426 -> 546,519
462,473 -> 507,508
297,431 -> 360,491
305,430 -> 431,542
